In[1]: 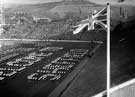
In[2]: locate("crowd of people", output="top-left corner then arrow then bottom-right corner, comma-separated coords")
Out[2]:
27,48 -> 89,81
0,46 -> 62,81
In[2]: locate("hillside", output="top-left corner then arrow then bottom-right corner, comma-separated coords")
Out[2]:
6,0 -> 135,21
5,0 -> 103,19
3,0 -> 135,40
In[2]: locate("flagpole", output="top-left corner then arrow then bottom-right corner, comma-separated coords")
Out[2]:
107,3 -> 110,97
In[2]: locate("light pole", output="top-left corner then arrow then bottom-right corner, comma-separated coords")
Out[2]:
118,0 -> 125,19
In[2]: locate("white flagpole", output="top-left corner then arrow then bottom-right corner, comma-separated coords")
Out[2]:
107,3 -> 110,97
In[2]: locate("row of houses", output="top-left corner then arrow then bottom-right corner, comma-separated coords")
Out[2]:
5,12 -> 52,25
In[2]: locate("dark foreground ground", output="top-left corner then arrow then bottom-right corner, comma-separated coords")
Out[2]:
61,43 -> 106,97
51,29 -> 107,97
111,19 -> 135,87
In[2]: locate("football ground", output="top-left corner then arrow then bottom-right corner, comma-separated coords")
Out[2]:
0,39 -> 106,97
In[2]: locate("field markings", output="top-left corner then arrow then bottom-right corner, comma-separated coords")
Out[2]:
92,90 -> 106,97
110,78 -> 135,93
92,78 -> 135,97
0,38 -> 103,44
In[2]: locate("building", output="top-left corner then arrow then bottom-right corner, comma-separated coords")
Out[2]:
33,17 -> 52,23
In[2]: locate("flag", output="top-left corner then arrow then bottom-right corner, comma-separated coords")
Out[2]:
73,4 -> 109,34
89,6 -> 107,30
72,23 -> 88,34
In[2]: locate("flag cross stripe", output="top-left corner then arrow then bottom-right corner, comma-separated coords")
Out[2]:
96,15 -> 107,20
73,5 -> 109,34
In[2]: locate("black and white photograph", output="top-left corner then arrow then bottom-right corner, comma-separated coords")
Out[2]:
0,0 -> 134,97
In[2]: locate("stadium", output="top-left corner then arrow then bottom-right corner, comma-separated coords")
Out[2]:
0,0 -> 135,97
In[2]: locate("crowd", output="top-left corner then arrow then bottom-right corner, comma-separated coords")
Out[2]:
0,46 -> 63,81
27,48 -> 89,81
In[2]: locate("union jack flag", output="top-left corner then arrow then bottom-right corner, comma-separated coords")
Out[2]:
89,6 -> 107,30
73,4 -> 109,34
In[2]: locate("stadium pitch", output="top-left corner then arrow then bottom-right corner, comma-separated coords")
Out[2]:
0,40 -> 102,97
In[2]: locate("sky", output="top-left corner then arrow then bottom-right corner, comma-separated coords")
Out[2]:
3,0 -> 135,5
4,0 -> 62,4
88,0 -> 135,5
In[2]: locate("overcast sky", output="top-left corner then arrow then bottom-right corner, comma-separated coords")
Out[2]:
88,0 -> 135,5
4,0 -> 62,4
3,0 -> 135,5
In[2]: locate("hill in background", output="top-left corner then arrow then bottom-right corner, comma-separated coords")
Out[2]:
5,0 -> 104,19
3,0 -> 135,39
5,0 -> 135,22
